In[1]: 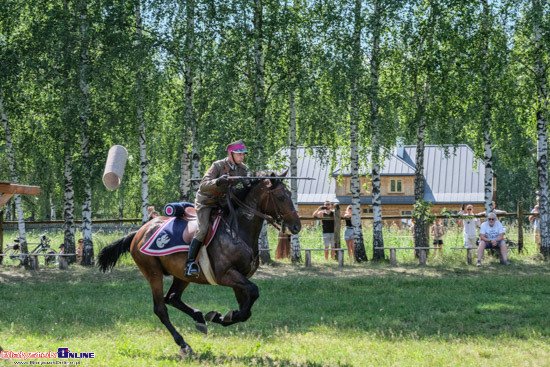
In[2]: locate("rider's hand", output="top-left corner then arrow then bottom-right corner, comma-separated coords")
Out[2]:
216,175 -> 229,186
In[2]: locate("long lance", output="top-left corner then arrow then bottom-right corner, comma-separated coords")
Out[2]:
190,176 -> 315,181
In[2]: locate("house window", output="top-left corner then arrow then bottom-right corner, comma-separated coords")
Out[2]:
363,208 -> 373,214
401,210 -> 412,216
390,179 -> 403,193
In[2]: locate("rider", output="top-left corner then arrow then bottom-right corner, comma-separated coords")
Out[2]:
184,139 -> 250,278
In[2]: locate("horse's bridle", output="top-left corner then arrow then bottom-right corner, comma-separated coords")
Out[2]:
229,182 -> 298,231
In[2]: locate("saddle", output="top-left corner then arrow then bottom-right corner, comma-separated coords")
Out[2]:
140,207 -> 221,256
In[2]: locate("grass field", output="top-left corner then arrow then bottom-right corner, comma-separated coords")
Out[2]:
1,226 -> 549,366
1,255 -> 550,366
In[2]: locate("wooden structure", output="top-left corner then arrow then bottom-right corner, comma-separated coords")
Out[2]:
0,182 -> 40,209
0,181 -> 41,257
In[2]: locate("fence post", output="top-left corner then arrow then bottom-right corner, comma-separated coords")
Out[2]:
517,201 -> 524,253
333,204 -> 341,259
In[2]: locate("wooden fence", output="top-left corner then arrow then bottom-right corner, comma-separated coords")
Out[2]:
0,202 -> 534,256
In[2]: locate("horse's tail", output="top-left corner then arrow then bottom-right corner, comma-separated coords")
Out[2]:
97,232 -> 137,272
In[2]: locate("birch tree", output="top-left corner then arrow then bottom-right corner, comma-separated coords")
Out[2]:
369,0 -> 384,261
0,90 -> 29,263
530,0 -> 550,257
349,0 -> 367,262
135,1 -> 150,223
480,0 -> 494,215
79,0 -> 94,265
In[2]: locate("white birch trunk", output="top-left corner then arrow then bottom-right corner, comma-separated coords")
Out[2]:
289,90 -> 301,262
0,91 -> 28,258
185,0 -> 200,196
49,196 -> 56,221
258,221 -> 271,264
136,1 -> 149,223
532,0 -> 550,256
370,0 -> 384,260
350,0 -> 367,262
180,145 -> 191,201
414,108 -> 427,247
63,133 -> 76,258
79,0 -> 93,265
481,0 -> 494,216
61,0 -> 76,259
253,0 -> 266,168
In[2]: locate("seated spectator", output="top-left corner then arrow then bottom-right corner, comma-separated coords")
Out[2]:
477,212 -> 510,266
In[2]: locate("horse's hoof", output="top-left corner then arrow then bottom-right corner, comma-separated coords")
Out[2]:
195,322 -> 208,335
179,344 -> 194,358
222,310 -> 235,323
205,311 -> 220,322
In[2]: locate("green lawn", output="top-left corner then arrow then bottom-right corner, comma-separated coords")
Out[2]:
1,256 -> 550,366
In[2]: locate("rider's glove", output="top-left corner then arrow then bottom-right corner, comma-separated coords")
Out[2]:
216,175 -> 229,186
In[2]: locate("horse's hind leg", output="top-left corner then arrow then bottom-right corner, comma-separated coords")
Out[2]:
165,277 -> 208,334
206,270 -> 259,326
147,274 -> 193,355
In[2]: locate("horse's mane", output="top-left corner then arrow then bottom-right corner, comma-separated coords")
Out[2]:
233,171 -> 283,202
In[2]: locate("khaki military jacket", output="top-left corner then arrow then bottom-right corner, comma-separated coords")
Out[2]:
195,157 -> 249,207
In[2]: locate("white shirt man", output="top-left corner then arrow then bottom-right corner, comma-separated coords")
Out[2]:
477,212 -> 510,266
459,205 -> 480,248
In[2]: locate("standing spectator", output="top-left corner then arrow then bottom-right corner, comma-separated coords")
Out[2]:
313,200 -> 335,260
458,204 -> 480,248
343,205 -> 355,259
477,212 -> 510,266
75,238 -> 84,264
59,243 -> 65,254
431,218 -> 445,255
529,197 -> 541,252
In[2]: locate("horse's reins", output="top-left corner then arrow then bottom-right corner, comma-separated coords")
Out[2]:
228,183 -> 297,231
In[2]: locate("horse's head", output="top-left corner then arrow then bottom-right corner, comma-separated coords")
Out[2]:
249,171 -> 302,235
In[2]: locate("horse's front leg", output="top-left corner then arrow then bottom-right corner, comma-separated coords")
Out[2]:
146,275 -> 193,355
205,269 -> 259,327
165,277 -> 208,334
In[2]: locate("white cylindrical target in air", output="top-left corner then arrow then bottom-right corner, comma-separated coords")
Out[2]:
102,145 -> 128,190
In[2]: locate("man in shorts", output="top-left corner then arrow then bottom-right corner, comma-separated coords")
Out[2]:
313,200 -> 335,260
458,204 -> 480,248
477,212 -> 510,266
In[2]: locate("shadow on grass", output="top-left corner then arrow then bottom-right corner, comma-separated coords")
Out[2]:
1,263 -> 549,342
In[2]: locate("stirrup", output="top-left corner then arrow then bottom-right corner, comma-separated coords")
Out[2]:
185,262 -> 200,278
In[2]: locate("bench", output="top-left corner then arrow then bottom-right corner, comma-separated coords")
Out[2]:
451,246 -> 518,265
302,248 -> 348,267
374,247 -> 441,266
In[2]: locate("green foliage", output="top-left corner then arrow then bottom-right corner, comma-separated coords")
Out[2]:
412,199 -> 435,225
0,0 -> 548,219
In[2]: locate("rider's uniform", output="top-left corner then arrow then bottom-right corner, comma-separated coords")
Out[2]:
194,157 -> 249,242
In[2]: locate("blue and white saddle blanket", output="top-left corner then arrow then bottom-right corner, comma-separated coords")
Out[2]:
140,217 -> 190,255
140,215 -> 222,256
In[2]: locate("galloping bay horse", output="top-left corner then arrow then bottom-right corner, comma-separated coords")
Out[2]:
97,173 -> 301,355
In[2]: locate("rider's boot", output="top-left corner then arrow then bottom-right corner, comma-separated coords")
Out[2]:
184,238 -> 203,278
